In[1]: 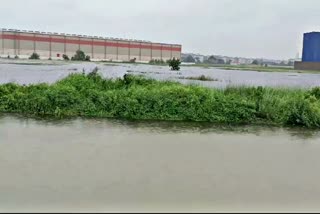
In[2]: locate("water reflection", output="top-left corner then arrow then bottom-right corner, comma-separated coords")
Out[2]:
2,113 -> 320,212
1,114 -> 319,140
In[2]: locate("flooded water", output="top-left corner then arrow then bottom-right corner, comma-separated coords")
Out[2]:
1,59 -> 320,88
1,115 -> 320,212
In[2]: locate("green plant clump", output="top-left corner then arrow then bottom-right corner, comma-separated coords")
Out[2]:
168,58 -> 181,71
0,72 -> 320,128
182,75 -> 219,82
29,53 -> 40,60
71,50 -> 91,61
63,54 -> 70,61
85,55 -> 91,61
149,59 -> 166,65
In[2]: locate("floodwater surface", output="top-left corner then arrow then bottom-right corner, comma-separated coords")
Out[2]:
1,115 -> 320,212
1,59 -> 320,88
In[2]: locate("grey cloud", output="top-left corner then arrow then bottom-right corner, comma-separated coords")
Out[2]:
1,0 -> 320,59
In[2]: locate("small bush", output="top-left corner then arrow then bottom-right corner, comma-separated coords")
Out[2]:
29,53 -> 40,60
309,87 -> 320,99
63,54 -> 70,61
71,50 -> 86,61
85,55 -> 91,61
168,58 -> 181,71
149,59 -> 166,65
14,55 -> 19,59
130,58 -> 137,63
7,55 -> 10,59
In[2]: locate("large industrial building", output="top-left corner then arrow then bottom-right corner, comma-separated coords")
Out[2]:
295,32 -> 320,71
0,28 -> 182,62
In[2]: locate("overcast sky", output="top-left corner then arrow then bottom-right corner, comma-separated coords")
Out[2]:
1,0 -> 320,59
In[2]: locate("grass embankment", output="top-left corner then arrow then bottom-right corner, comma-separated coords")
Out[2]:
0,73 -> 320,128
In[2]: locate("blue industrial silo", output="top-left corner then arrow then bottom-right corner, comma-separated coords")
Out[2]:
302,32 -> 320,62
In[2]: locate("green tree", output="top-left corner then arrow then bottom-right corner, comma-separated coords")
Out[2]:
184,55 -> 195,63
71,50 -> 86,61
168,58 -> 181,71
195,57 -> 201,63
252,59 -> 259,65
217,59 -> 225,64
205,55 -> 222,64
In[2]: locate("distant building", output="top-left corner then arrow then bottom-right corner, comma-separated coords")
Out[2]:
0,28 -> 182,62
295,32 -> 320,71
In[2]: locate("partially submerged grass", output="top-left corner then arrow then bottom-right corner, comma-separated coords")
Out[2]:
180,75 -> 219,82
0,72 -> 320,128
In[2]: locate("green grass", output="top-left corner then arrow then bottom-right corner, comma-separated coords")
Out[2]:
0,72 -> 320,128
180,75 -> 219,82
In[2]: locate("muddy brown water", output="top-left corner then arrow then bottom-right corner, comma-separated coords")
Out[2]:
1,115 -> 320,212
1,60 -> 320,212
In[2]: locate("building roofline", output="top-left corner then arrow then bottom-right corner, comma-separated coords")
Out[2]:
305,31 -> 320,34
0,27 -> 182,46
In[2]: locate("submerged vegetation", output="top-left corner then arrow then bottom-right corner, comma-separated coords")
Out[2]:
181,75 -> 219,82
0,70 -> 320,128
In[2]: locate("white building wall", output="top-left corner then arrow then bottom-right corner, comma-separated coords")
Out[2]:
0,29 -> 182,62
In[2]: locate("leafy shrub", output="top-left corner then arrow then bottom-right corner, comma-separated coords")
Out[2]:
29,53 -> 40,60
14,55 -> 19,59
71,50 -> 86,61
149,59 -> 166,65
85,55 -> 91,61
309,87 -> 320,99
130,58 -> 137,63
168,58 -> 181,71
285,98 -> 320,127
63,54 -> 70,61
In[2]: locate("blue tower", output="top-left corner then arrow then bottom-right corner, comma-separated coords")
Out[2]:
302,32 -> 320,62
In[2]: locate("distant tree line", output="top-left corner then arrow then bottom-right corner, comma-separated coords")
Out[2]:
182,54 -> 229,64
